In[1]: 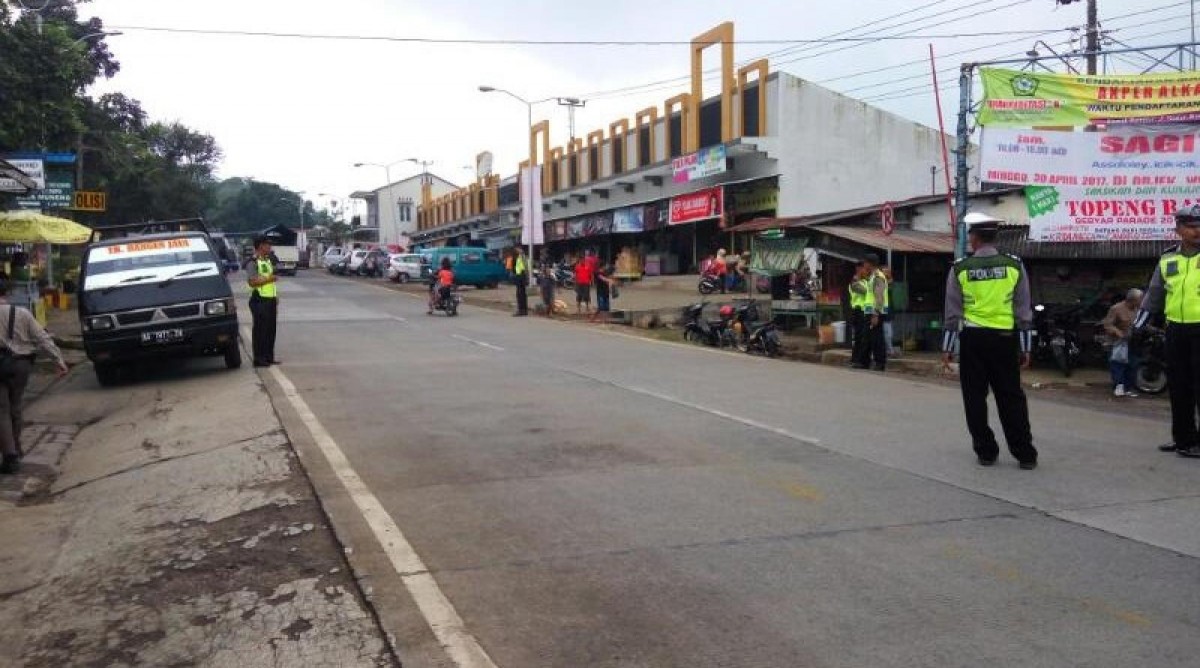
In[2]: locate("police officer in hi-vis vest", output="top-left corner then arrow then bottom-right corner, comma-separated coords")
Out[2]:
1135,204 -> 1200,459
942,212 -> 1038,470
247,236 -> 280,368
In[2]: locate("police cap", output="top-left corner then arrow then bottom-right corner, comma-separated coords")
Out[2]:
1175,204 -> 1200,226
252,235 -> 271,248
963,211 -> 1003,232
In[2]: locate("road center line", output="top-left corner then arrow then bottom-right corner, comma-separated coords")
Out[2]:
451,334 -> 505,352
246,328 -> 497,668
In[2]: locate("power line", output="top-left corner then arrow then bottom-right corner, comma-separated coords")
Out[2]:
571,0 -> 974,98
585,8 -> 1055,102
858,16 -> 1196,103
105,24 -> 1058,46
845,12 -> 1194,96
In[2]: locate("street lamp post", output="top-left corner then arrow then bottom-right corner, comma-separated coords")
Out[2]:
478,86 -> 557,287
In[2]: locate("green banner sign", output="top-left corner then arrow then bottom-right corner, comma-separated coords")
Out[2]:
979,67 -> 1200,127
15,179 -> 73,210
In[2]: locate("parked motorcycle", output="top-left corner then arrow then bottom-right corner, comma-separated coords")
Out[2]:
1033,303 -> 1082,377
429,286 -> 461,317
682,303 -> 734,347
730,301 -> 782,357
698,271 -> 747,295
1133,327 -> 1167,394
553,263 -> 576,289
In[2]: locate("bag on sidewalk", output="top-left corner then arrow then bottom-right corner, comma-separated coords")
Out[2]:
1110,340 -> 1129,364
0,306 -> 18,380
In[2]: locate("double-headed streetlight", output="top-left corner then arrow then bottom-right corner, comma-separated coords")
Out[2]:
477,86 -> 560,286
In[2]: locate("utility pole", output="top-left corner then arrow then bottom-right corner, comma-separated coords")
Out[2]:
1085,0 -> 1099,75
557,97 -> 587,142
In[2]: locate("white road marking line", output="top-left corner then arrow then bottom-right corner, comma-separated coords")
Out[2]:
390,316 -> 408,323
243,326 -> 497,668
451,334 -> 505,352
605,380 -> 822,446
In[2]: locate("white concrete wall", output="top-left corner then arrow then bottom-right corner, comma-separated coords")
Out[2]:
770,73 -> 954,218
376,177 -> 456,246
909,191 -> 1027,233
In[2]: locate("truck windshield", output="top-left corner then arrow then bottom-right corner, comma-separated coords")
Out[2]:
83,237 -> 219,291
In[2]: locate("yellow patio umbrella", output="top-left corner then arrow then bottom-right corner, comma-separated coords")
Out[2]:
0,210 -> 93,244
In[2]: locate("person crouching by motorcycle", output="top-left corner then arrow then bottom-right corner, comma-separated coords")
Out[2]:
1135,204 -> 1200,458
1103,288 -> 1143,398
428,257 -> 454,314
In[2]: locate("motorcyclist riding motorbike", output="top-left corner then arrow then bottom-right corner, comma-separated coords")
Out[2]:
428,257 -> 455,314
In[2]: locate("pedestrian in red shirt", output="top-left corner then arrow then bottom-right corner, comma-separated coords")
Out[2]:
574,255 -> 594,315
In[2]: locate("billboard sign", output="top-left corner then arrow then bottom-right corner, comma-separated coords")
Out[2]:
672,145 -> 727,183
612,206 -> 645,233
669,186 -> 724,225
979,68 -> 1200,127
0,158 -> 45,191
981,126 -> 1200,241
15,179 -> 73,210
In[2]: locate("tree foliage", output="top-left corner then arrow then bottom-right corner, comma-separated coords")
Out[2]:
1,1 -> 222,224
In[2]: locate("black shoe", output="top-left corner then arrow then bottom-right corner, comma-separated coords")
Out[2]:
513,312 -> 527,317
848,363 -> 868,370
872,365 -> 886,372
1177,446 -> 1200,458
0,454 -> 19,475
977,457 -> 997,467
1158,442 -> 1179,452
1019,460 -> 1038,470
253,361 -> 271,368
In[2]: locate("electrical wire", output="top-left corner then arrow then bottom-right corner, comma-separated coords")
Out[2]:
105,24 -> 1056,46
859,16 -> 1196,103
571,0 -> 974,99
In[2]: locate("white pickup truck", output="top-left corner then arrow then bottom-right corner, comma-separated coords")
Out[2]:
273,244 -> 299,275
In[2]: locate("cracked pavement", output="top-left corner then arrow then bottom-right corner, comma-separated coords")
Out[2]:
0,348 -> 396,667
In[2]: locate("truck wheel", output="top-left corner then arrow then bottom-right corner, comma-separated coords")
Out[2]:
224,342 -> 242,369
94,363 -> 119,387
398,273 -> 409,283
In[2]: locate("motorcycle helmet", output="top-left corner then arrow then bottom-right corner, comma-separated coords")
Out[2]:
719,305 -> 735,318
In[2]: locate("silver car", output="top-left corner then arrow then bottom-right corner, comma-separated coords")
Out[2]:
387,253 -> 428,283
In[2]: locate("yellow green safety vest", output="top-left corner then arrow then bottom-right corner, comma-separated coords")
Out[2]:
251,258 -> 277,298
849,278 -> 867,310
1160,251 -> 1200,324
955,254 -> 1021,329
515,256 -> 527,276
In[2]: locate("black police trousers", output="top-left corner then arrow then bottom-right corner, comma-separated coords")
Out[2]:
850,309 -> 886,369
958,328 -> 1036,464
249,294 -> 278,366
1165,322 -> 1200,449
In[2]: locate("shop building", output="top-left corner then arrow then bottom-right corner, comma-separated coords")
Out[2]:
352,172 -> 458,249
412,22 -> 954,272
410,173 -> 521,250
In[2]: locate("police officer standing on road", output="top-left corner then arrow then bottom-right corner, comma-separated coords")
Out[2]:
247,236 -> 280,368
1135,204 -> 1200,459
513,247 -> 529,317
942,212 -> 1038,470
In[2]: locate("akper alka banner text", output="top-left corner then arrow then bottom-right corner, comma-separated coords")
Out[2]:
979,68 -> 1200,127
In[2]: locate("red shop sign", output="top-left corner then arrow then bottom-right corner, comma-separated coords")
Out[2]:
669,186 -> 724,225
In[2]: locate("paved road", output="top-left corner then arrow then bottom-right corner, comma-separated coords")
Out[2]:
262,271 -> 1200,668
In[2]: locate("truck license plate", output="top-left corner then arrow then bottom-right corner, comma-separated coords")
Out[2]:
141,328 -> 184,345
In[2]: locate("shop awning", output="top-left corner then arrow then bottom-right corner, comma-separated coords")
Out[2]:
813,225 -> 954,254
995,226 -> 1172,260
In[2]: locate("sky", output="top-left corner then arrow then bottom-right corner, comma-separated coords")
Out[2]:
75,0 -> 1194,216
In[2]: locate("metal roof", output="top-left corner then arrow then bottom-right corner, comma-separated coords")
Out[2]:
729,187 -> 1023,233
812,225 -> 956,254
995,227 -> 1174,260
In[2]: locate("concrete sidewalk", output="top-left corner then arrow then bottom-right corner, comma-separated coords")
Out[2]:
0,330 -> 396,666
